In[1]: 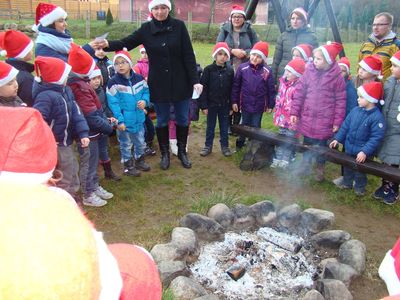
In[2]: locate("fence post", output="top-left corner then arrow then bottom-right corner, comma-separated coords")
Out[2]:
85,10 -> 90,39
188,11 -> 192,41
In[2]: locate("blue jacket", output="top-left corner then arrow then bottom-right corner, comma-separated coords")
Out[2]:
106,71 -> 149,133
335,106 -> 385,157
33,81 -> 89,146
345,77 -> 358,116
35,26 -> 72,62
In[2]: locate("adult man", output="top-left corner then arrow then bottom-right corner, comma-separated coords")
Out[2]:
359,12 -> 400,81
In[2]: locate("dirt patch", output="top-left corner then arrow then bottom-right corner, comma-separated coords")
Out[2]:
88,131 -> 398,300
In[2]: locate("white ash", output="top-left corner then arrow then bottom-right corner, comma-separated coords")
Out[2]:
190,229 -> 317,299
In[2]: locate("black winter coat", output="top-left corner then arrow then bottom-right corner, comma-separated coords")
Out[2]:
199,62 -> 234,110
106,16 -> 199,103
6,59 -> 34,107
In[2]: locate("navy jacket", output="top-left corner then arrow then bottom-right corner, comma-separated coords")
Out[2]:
6,59 -> 34,107
335,106 -> 385,157
33,81 -> 89,146
345,77 -> 358,116
35,26 -> 72,62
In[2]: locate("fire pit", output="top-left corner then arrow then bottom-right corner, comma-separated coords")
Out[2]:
150,201 -> 366,300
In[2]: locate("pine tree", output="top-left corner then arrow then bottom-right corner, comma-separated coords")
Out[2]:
106,8 -> 114,26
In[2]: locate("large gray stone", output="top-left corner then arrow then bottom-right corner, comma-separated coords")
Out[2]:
170,227 -> 200,263
194,295 -> 220,300
207,203 -> 234,229
232,204 -> 256,231
300,208 -> 335,235
180,213 -> 225,241
338,239 -> 367,274
170,276 -> 207,300
316,279 -> 353,300
302,289 -> 324,300
250,200 -> 277,227
150,243 -> 180,264
277,204 -> 302,228
323,261 -> 359,287
158,260 -> 191,287
310,230 -> 351,249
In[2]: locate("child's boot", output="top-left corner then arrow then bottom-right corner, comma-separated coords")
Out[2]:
135,155 -> 151,171
176,125 -> 192,168
157,126 -> 170,170
123,158 -> 141,177
144,142 -> 156,156
315,163 -> 325,182
102,160 -> 121,181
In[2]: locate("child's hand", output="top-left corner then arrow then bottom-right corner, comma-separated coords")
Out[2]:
202,109 -> 208,115
332,125 -> 339,133
80,137 -> 90,148
265,108 -> 272,113
137,100 -> 146,110
290,115 -> 298,124
144,109 -> 148,115
356,151 -> 367,163
118,123 -> 126,131
232,104 -> 239,112
108,117 -> 118,125
229,110 -> 233,115
329,140 -> 339,149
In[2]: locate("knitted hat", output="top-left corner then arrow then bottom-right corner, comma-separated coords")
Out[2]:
212,42 -> 230,59
285,58 -> 306,77
358,81 -> 384,104
35,2 -> 67,27
291,7 -> 308,23
113,49 -> 133,68
250,41 -> 269,62
359,54 -> 382,76
379,237 -> 400,296
0,61 -> 19,87
88,65 -> 102,80
0,30 -> 34,59
316,42 -> 343,65
230,4 -> 246,17
139,44 -> 146,53
390,50 -> 400,67
34,56 -> 71,85
68,43 -> 96,77
0,107 -> 57,184
0,183 -> 101,300
338,57 -> 351,74
292,43 -> 313,61
148,0 -> 171,12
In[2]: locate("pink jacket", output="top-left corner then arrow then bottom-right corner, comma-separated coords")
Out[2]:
290,62 -> 346,140
133,59 -> 149,81
273,76 -> 300,130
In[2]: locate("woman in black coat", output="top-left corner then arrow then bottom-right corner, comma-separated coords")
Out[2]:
92,0 -> 202,170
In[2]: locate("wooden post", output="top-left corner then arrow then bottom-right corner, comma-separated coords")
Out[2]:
188,11 -> 192,41
323,0 -> 345,57
85,10 -> 90,39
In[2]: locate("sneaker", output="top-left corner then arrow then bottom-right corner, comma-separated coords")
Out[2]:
83,193 -> 107,207
270,158 -> 281,168
144,146 -> 156,156
373,185 -> 385,200
279,160 -> 289,169
383,189 -> 398,205
135,156 -> 151,171
355,189 -> 366,196
123,159 -> 141,177
200,146 -> 212,157
333,179 -> 352,190
332,176 -> 344,186
94,186 -> 113,200
221,147 -> 232,157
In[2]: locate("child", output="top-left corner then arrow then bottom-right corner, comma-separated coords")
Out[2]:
33,56 -> 90,204
67,43 -> 114,207
0,61 -> 26,107
88,66 -> 121,181
329,82 -> 385,196
272,58 -> 306,168
332,56 -> 359,186
199,42 -> 234,157
291,43 -> 313,62
231,41 -> 276,150
0,30 -> 34,106
133,45 -> 156,156
373,50 -> 400,205
354,54 -> 382,88
107,49 -> 151,177
290,42 -> 346,182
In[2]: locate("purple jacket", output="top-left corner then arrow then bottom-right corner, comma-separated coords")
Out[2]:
231,62 -> 276,113
290,62 -> 346,140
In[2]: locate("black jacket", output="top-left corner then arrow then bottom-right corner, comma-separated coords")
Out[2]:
106,16 -> 199,103
6,59 -> 34,107
199,62 -> 234,110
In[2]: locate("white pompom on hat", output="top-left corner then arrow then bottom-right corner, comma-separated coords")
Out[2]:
139,44 -> 146,53
250,41 -> 269,62
357,81 -> 384,104
212,42 -> 230,60
0,61 -> 19,87
148,0 -> 171,12
34,56 -> 71,85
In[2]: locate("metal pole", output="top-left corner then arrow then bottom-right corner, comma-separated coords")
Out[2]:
269,0 -> 286,33
307,0 -> 321,20
323,0 -> 345,57
245,0 -> 259,21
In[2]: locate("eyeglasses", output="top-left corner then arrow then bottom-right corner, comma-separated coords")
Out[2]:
114,61 -> 129,66
372,23 -> 389,27
232,15 -> 244,19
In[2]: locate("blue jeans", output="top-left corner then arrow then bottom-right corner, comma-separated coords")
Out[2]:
144,114 -> 155,143
303,136 -> 328,165
343,165 -> 367,192
117,128 -> 145,162
98,134 -> 110,162
154,99 -> 190,127
205,105 -> 230,148
275,128 -> 296,162
78,140 -> 99,197
237,111 -> 263,144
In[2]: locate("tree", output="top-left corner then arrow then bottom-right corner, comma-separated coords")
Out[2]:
106,8 -> 113,26
169,0 -> 176,18
207,0 -> 216,33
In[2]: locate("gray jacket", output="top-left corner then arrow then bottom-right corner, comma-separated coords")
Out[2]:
271,26 -> 318,83
378,77 -> 400,165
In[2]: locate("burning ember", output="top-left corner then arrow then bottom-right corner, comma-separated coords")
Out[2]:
190,228 -> 318,299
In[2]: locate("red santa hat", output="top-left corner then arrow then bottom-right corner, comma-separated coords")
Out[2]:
88,66 -> 102,80
0,30 -> 34,59
212,42 -> 230,60
379,237 -> 400,296
292,43 -> 313,61
390,50 -> 400,67
285,58 -> 306,78
0,107 -> 57,184
230,4 -> 246,17
34,56 -> 71,85
148,0 -> 171,12
291,7 -> 308,23
113,49 -> 133,68
68,43 -> 96,77
338,57 -> 351,74
250,41 -> 269,62
358,81 -> 384,105
139,44 -> 146,54
34,2 -> 67,27
0,61 -> 19,87
359,54 -> 382,76
316,42 -> 343,65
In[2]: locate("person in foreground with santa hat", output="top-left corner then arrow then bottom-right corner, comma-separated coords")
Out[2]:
0,61 -> 26,107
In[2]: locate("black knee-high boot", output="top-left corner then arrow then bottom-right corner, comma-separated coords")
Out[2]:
156,126 -> 170,170
176,125 -> 192,169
